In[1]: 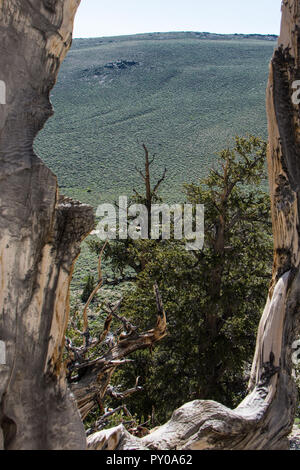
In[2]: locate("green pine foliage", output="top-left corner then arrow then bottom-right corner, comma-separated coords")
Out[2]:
89,136 -> 273,424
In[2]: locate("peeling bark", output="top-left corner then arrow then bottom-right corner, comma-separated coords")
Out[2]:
0,0 -> 91,450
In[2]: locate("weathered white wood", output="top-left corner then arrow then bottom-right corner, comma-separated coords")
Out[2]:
87,270 -> 298,450
0,0 -> 90,450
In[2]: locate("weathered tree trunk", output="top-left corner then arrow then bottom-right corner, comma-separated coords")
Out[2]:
0,0 -> 92,450
88,1 -> 300,450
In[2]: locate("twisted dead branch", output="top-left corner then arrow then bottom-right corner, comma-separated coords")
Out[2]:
65,246 -> 167,422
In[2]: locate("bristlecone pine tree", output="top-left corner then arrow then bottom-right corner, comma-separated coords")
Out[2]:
105,136 -> 273,424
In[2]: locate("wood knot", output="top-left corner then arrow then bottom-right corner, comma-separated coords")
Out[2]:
260,352 -> 280,386
43,0 -> 57,13
274,174 -> 295,215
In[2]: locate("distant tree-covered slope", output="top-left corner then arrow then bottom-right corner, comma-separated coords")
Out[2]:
34,32 -> 276,207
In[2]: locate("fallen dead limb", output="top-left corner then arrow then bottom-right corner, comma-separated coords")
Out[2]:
65,246 -> 167,421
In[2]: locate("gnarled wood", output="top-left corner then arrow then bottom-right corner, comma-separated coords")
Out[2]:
0,0 -> 91,450
68,284 -> 167,422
